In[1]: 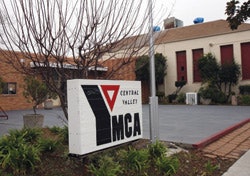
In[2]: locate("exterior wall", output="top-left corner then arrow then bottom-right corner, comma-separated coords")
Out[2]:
1,23 -> 250,110
0,58 -> 33,111
154,30 -> 250,96
103,58 -> 150,103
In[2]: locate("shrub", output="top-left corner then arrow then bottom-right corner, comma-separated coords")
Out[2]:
156,156 -> 179,176
49,126 -> 68,144
87,155 -> 122,176
118,147 -> 149,175
238,95 -> 250,105
14,128 -> 41,143
0,129 -> 41,175
48,126 -> 62,134
198,85 -> 227,104
38,138 -> 59,153
148,140 -> 167,159
23,76 -> 50,114
148,141 -> 179,176
175,81 -> 186,88
203,160 -> 219,175
86,141 -> 179,176
198,53 -> 220,84
177,93 -> 186,103
168,94 -> 177,103
156,91 -> 165,98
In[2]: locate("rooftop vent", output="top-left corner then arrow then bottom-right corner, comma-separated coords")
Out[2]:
193,17 -> 204,24
153,26 -> 161,32
164,17 -> 183,29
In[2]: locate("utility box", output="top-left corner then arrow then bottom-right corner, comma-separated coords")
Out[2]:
186,92 -> 198,105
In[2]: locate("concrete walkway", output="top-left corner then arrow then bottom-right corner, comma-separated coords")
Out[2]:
222,150 -> 250,176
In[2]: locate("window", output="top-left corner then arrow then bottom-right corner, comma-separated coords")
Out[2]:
241,42 -> 250,80
220,44 -> 234,64
176,51 -> 187,81
2,82 -> 17,94
192,48 -> 203,82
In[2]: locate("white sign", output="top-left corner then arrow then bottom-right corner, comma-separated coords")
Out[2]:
67,79 -> 142,155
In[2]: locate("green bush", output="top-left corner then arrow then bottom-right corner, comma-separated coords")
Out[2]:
214,91 -> 227,104
203,160 -> 219,175
175,81 -> 186,88
177,93 -> 186,104
118,147 -> 149,176
87,155 -> 122,176
86,141 -> 179,176
156,91 -> 165,98
23,76 -> 51,114
38,138 -> 59,153
148,141 -> 179,176
168,94 -> 177,103
49,126 -> 68,144
148,140 -> 167,159
0,129 -> 41,175
238,95 -> 250,105
8,128 -> 42,144
156,156 -> 179,176
48,126 -> 62,134
198,85 -> 227,104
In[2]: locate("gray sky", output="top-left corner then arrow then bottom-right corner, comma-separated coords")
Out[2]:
153,0 -> 246,27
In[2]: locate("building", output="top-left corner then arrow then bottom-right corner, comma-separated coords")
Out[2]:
152,19 -> 250,96
0,51 -> 109,111
103,19 -> 250,99
1,19 -> 250,111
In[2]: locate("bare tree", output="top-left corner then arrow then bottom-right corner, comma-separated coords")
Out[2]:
0,0 -> 156,119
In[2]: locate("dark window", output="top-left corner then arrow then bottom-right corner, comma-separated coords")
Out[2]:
176,51 -> 187,82
192,48 -> 203,82
220,44 -> 234,65
241,42 -> 250,80
2,82 -> 17,94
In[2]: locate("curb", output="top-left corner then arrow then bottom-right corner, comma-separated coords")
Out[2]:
193,118 -> 250,149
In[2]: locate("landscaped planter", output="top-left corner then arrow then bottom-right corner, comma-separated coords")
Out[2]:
23,114 -> 44,128
44,99 -> 53,110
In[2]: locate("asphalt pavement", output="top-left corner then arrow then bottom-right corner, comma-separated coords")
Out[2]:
142,104 -> 250,144
1,104 -> 250,145
1,104 -> 249,175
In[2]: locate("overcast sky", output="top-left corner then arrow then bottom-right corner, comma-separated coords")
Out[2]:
152,0 -> 246,27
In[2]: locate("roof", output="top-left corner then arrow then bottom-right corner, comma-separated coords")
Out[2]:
113,20 -> 250,50
155,19 -> 250,44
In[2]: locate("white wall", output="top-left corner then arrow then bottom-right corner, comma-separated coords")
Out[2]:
154,30 -> 250,96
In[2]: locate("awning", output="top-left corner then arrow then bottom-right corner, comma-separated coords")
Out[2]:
30,62 -> 108,72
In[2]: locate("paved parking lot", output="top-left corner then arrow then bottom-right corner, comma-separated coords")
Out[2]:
1,105 -> 250,145
142,105 -> 250,144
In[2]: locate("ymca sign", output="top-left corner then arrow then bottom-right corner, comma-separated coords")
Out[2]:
67,79 -> 142,155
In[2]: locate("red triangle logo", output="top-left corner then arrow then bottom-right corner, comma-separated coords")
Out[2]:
101,85 -> 120,111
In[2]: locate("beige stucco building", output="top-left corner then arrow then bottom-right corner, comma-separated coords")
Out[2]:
149,19 -> 250,96
103,19 -> 250,99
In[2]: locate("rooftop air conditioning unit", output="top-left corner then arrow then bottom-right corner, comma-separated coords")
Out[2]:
186,92 -> 198,105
